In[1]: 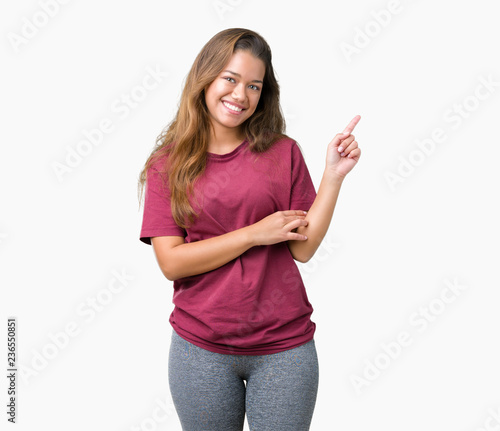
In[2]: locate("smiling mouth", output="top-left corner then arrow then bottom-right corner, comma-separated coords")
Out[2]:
222,101 -> 245,113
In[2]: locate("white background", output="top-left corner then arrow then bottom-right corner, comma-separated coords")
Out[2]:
1,0 -> 499,430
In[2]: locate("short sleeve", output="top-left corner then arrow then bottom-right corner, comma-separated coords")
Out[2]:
290,142 -> 317,211
139,164 -> 187,245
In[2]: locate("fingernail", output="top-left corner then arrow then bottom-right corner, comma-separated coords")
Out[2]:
340,152 -> 345,156
338,146 -> 344,152
303,211 -> 308,214
304,236 -> 308,240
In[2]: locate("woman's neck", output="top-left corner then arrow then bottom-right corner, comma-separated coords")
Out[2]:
207,127 -> 246,154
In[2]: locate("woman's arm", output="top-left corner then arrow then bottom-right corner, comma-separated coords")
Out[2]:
151,226 -> 255,281
288,115 -> 362,263
287,170 -> 344,263
152,210 -> 308,281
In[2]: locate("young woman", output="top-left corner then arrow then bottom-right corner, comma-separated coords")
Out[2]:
138,28 -> 361,431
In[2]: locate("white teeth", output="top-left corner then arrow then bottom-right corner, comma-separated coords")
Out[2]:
223,101 -> 242,112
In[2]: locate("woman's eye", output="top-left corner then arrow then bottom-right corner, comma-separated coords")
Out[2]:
249,84 -> 260,91
225,77 -> 236,83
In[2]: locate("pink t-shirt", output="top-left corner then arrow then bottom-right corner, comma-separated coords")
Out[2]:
140,137 -> 317,355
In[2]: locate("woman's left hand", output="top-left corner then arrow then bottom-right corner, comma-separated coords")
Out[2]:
326,115 -> 362,179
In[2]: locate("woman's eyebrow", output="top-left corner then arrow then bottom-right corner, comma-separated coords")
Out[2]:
223,70 -> 263,84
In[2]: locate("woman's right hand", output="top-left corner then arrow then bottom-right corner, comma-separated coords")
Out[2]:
249,210 -> 309,246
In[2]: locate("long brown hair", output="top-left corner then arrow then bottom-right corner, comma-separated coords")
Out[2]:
137,28 -> 288,229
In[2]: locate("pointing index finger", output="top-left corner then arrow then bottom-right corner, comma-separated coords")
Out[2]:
342,115 -> 361,135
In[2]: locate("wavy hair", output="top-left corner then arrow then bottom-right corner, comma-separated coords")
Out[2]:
137,28 -> 288,229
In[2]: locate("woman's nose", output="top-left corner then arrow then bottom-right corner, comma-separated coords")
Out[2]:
231,84 -> 246,101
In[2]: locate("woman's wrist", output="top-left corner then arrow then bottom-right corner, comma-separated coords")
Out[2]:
323,168 -> 346,185
242,224 -> 258,248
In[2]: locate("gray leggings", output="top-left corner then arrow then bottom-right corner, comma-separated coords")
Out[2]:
168,329 -> 319,431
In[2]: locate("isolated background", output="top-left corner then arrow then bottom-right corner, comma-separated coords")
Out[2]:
1,0 -> 499,430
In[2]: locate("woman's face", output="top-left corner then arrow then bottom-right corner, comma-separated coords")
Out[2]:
204,50 -> 265,137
